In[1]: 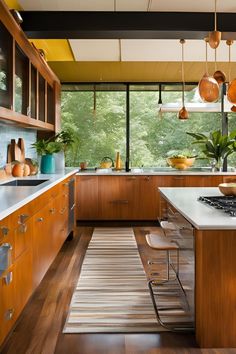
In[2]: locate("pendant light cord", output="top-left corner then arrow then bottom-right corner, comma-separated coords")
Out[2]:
180,39 -> 185,106
205,39 -> 208,74
228,40 -> 232,83
214,0 -> 217,31
214,48 -> 217,72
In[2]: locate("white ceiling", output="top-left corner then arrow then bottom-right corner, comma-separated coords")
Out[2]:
18,0 -> 236,12
70,39 -> 236,62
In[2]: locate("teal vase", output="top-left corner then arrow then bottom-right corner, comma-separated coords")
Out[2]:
40,154 -> 55,174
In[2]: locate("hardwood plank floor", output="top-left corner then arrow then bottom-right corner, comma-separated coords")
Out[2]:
0,226 -> 231,354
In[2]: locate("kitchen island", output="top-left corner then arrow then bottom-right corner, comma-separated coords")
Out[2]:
159,187 -> 236,348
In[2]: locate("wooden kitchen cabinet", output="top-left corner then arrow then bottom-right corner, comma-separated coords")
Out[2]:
76,174 -> 230,221
98,175 -> 139,220
0,0 -> 60,131
76,176 -> 99,220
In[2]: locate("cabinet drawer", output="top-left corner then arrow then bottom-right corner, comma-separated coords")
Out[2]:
14,218 -> 33,260
0,265 -> 16,346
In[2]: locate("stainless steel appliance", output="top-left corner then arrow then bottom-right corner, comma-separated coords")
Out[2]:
198,196 -> 236,216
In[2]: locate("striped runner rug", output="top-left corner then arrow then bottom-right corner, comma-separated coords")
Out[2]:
63,227 -> 161,333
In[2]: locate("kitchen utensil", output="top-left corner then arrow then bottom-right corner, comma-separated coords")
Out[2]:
100,157 -> 113,169
209,0 -> 221,49
18,138 -> 25,162
213,48 -> 226,84
10,139 -> 22,162
198,38 -> 219,102
178,39 -> 189,120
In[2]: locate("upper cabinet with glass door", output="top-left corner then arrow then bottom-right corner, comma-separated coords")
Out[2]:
0,0 -> 61,132
0,21 -> 13,110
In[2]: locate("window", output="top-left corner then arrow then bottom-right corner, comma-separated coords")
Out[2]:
61,88 -> 126,167
61,83 -> 232,169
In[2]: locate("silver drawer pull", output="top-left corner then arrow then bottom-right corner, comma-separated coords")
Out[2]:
50,208 -> 55,214
5,308 -> 14,321
71,203 -> 75,210
3,271 -> 13,285
37,217 -> 44,222
0,227 -> 9,237
0,243 -> 12,273
18,214 -> 29,224
63,182 -> 69,186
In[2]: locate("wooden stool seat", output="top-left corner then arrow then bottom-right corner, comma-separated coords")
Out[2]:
146,233 -> 179,251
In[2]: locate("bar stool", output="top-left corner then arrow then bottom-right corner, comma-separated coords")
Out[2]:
145,231 -> 194,332
146,231 -> 179,281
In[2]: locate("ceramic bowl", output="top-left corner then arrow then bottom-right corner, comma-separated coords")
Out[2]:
167,157 -> 195,170
218,183 -> 236,196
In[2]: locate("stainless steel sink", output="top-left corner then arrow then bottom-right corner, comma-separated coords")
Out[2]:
0,179 -> 49,186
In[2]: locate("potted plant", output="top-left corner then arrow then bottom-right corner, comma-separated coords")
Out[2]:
32,129 -> 75,173
31,139 -> 63,174
187,130 -> 236,171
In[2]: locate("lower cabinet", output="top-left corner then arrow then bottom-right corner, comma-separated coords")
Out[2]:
76,174 -> 227,220
0,174 -> 75,347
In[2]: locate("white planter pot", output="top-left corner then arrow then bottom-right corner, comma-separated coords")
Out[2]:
54,151 -> 65,172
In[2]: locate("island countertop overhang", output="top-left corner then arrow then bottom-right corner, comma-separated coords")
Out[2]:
159,187 -> 236,230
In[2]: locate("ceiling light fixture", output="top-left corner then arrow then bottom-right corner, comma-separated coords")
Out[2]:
209,0 -> 221,49
178,39 -> 189,120
198,37 -> 219,102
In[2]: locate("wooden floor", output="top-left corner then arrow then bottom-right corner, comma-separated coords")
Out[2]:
0,226 -> 233,354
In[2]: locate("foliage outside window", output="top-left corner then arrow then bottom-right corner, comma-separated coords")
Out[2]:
61,85 -> 232,169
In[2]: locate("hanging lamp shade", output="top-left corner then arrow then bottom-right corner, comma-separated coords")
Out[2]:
209,0 -> 221,49
178,39 -> 189,120
198,38 -> 219,102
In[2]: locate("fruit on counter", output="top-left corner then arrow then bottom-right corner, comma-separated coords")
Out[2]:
25,158 -> 39,175
11,161 -> 30,177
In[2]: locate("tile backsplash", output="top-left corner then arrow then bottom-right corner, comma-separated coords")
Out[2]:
0,123 -> 37,167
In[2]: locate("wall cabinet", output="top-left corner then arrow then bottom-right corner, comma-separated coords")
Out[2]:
76,174 -> 229,221
0,175 -> 76,347
0,0 -> 60,132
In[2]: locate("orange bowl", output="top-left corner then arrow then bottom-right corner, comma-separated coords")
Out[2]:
218,183 -> 236,196
167,157 -> 195,170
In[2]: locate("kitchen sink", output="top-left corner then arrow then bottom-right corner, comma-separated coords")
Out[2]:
0,179 -> 49,186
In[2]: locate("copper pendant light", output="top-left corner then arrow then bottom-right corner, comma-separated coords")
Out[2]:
178,39 -> 189,120
226,40 -> 236,110
198,38 -> 219,102
209,0 -> 221,49
213,48 -> 226,84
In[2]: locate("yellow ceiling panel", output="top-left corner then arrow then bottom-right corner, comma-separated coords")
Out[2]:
48,61 -> 231,83
30,40 -> 74,61
4,0 -> 22,10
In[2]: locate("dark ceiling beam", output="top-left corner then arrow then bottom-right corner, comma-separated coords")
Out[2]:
20,11 -> 236,39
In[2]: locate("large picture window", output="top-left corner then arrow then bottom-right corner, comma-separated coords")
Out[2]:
61,83 -> 232,169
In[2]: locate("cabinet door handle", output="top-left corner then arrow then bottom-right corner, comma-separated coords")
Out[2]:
127,176 -> 136,180
0,227 -> 9,237
173,177 -> 184,180
50,208 -> 55,214
60,207 -> 66,214
5,308 -> 14,321
71,203 -> 75,210
144,176 -> 150,181
37,217 -> 44,222
63,182 -> 69,186
3,271 -> 13,285
19,224 -> 27,233
18,214 -> 29,224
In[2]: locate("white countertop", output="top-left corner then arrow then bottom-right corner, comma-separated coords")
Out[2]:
77,168 -> 236,176
159,187 -> 236,230
0,168 -> 78,221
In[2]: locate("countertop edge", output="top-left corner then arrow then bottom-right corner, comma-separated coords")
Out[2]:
0,168 -> 78,221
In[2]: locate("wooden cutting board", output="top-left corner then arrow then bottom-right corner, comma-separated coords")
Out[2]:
7,139 -> 25,163
18,138 -> 25,162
